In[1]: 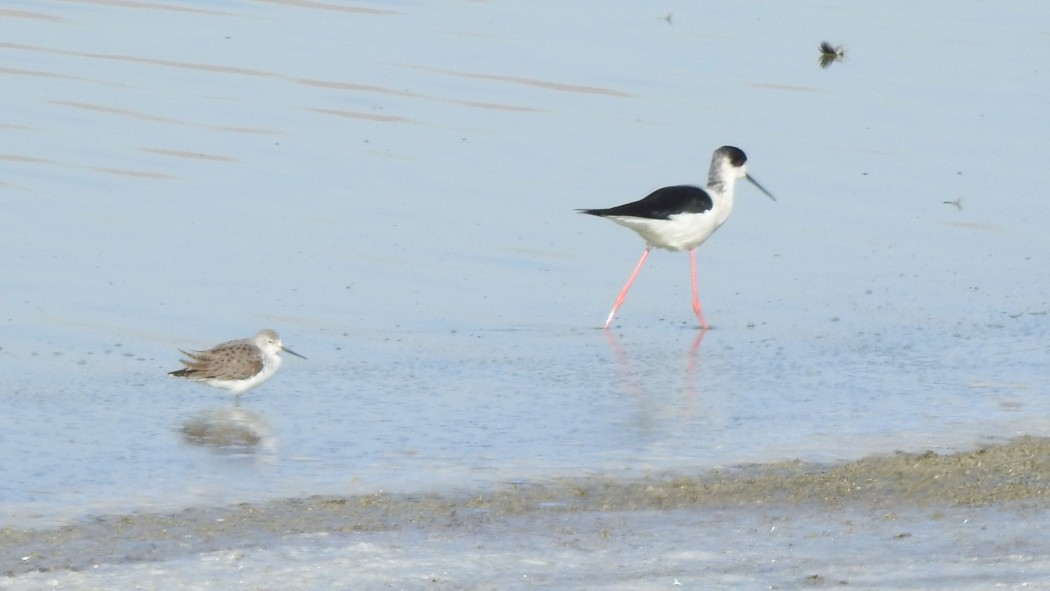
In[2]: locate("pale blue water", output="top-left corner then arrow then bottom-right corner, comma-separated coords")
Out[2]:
2,0 -> 1049,586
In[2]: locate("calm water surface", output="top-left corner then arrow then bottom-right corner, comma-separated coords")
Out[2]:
1,0 -> 1049,587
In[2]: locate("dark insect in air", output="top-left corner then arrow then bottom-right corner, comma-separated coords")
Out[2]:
818,41 -> 846,68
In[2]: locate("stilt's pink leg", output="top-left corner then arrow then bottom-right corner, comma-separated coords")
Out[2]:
690,249 -> 708,329
604,247 -> 651,329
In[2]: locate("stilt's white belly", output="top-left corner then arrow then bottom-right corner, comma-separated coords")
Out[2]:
606,210 -> 727,252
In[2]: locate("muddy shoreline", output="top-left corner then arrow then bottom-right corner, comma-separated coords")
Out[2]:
4,436 -> 1049,577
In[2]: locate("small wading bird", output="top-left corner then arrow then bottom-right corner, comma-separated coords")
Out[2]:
578,146 -> 776,329
169,329 -> 305,396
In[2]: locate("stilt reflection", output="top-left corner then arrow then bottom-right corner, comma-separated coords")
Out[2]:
604,328 -> 708,419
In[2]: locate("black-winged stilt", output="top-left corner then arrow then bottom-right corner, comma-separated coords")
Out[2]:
578,145 -> 775,329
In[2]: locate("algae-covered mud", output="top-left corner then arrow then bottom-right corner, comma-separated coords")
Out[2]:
4,436 -> 1049,588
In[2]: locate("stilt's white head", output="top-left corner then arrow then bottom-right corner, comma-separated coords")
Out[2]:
708,146 -> 776,201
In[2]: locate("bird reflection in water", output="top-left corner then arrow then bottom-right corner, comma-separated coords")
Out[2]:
179,406 -> 276,455
604,328 -> 708,419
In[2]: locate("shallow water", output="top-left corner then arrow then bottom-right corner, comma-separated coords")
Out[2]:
2,0 -> 1049,587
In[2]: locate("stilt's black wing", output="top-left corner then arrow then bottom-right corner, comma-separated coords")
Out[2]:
578,185 -> 712,220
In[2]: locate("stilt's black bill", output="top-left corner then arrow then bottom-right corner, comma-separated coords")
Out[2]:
746,174 -> 777,201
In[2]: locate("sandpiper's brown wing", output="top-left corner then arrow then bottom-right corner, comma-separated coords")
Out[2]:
169,339 -> 263,381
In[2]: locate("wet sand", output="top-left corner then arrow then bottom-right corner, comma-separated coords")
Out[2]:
5,435 -> 1049,579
